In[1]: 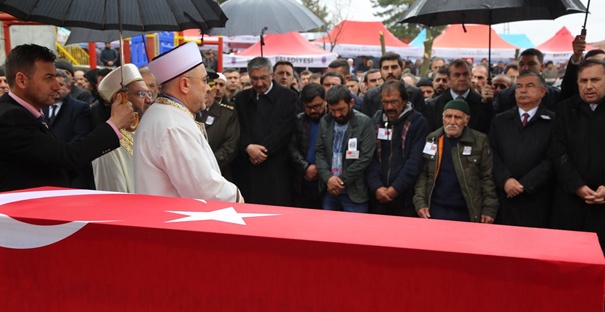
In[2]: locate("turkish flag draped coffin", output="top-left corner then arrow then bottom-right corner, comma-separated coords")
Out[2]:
0,187 -> 603,311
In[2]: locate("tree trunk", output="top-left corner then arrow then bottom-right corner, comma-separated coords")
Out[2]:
420,28 -> 433,77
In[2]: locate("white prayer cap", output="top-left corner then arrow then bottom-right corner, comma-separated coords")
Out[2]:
216,72 -> 226,82
148,41 -> 203,85
98,64 -> 142,102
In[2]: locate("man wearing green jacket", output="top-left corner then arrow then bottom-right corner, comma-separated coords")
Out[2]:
316,85 -> 376,212
413,99 -> 498,223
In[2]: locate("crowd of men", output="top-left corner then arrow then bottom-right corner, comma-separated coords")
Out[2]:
1,31 -> 605,253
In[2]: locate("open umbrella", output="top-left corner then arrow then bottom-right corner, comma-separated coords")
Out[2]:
208,0 -> 324,56
0,0 -> 227,130
400,0 -> 587,80
65,28 -> 155,46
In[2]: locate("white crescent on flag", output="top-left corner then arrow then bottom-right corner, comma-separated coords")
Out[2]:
0,189 -> 115,249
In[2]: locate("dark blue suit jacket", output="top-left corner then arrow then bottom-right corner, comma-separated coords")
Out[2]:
43,94 -> 92,143
43,94 -> 95,189
0,93 -> 119,192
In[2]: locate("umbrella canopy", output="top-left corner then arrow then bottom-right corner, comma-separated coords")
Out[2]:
209,0 -> 323,36
0,0 -> 227,31
224,32 -> 338,68
65,28 -> 155,45
401,0 -> 586,26
0,0 -> 227,132
314,20 -> 420,58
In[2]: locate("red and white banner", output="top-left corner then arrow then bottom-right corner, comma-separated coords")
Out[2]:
1,187 -> 604,311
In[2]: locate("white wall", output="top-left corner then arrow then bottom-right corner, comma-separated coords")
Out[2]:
0,24 -> 56,63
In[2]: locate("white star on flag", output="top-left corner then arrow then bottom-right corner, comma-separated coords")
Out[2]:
166,207 -> 279,225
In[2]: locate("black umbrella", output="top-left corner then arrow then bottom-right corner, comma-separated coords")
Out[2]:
65,28 -> 155,46
0,0 -> 227,130
400,0 -> 587,80
208,0 -> 324,56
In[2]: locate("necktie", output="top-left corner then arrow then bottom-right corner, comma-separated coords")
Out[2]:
522,113 -> 529,127
456,96 -> 465,101
49,105 -> 58,125
200,109 -> 209,122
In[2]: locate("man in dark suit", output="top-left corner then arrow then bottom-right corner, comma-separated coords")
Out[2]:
233,57 -> 298,206
489,72 -> 555,228
494,49 -> 560,114
423,59 -> 494,134
55,60 -> 95,104
42,70 -> 95,189
0,44 -> 135,192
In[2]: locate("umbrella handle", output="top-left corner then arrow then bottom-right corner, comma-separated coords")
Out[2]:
120,91 -> 139,132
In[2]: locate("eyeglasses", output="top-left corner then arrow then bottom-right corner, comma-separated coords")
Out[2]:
382,99 -> 402,106
130,90 -> 153,99
304,103 -> 324,111
493,83 -> 508,90
250,75 -> 271,82
434,78 -> 447,83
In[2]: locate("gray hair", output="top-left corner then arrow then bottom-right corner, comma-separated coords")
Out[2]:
247,57 -> 273,74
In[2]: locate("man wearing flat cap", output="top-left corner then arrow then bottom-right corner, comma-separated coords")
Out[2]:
135,42 -> 243,202
92,64 -> 152,193
416,77 -> 435,100
413,99 -> 498,223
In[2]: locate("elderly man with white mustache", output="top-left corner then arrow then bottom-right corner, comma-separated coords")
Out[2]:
413,99 -> 499,223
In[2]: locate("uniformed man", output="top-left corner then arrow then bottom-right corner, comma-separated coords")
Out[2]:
196,72 -> 240,182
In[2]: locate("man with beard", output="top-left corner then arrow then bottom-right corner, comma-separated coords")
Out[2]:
136,42 -> 243,202
551,59 -> 605,254
366,80 -> 429,216
432,66 -> 449,97
93,64 -> 153,193
414,99 -> 498,223
289,83 -> 327,208
316,85 -> 375,212
327,59 -> 363,109
234,57 -> 298,206
424,59 -> 494,134
361,52 -> 424,117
